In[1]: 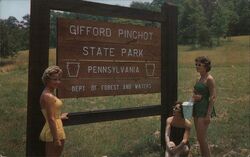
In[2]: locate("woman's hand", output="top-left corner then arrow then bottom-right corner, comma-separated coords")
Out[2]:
61,113 -> 69,120
53,139 -> 62,147
192,94 -> 202,102
167,141 -> 176,155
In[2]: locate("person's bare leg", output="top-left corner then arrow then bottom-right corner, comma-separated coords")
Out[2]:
165,141 -> 176,157
56,140 -> 65,156
194,117 -> 211,157
46,140 -> 64,157
46,142 -> 57,157
179,145 -> 189,157
165,151 -> 170,157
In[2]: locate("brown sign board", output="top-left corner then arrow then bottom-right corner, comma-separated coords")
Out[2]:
57,18 -> 161,98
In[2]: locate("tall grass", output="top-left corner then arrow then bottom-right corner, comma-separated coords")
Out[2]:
0,36 -> 249,157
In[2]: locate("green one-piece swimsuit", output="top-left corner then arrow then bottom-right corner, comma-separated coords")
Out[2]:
193,82 -> 216,117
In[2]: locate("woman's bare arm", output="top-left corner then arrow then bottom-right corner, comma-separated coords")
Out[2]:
207,76 -> 216,116
43,94 -> 61,145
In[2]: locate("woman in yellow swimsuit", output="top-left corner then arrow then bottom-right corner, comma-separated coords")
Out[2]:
40,66 -> 68,157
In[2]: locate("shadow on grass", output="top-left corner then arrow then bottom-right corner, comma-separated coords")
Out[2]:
117,136 -> 164,157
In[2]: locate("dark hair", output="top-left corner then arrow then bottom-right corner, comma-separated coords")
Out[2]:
195,56 -> 211,72
173,101 -> 184,118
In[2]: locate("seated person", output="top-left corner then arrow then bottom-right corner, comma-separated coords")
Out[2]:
165,101 -> 192,157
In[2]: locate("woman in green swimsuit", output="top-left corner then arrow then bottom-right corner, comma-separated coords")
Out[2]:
192,56 -> 216,157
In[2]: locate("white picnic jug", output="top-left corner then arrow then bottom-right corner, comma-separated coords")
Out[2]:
182,100 -> 194,119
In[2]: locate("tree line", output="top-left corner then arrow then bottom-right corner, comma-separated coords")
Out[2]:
132,0 -> 249,47
0,15 -> 29,58
0,0 -> 249,58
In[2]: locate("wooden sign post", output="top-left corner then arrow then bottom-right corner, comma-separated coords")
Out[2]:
27,0 -> 177,156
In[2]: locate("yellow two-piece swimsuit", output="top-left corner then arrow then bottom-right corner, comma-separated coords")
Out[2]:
40,96 -> 66,142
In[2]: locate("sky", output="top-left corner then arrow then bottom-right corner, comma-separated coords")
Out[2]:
0,0 -> 154,21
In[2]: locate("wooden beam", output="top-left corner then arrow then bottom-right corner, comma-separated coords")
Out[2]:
49,0 -> 164,22
160,2 -> 178,150
26,0 -> 50,156
63,105 -> 162,126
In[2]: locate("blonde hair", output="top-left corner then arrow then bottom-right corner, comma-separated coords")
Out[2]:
42,65 -> 62,85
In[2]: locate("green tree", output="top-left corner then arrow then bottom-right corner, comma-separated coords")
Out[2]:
232,0 -> 250,35
210,3 -> 228,45
211,0 -> 239,44
0,17 -> 20,58
0,15 -> 30,59
0,20 -> 10,58
19,14 -> 30,50
199,0 -> 217,27
178,0 -> 209,47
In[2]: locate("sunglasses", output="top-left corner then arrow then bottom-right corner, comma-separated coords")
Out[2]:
195,63 -> 204,67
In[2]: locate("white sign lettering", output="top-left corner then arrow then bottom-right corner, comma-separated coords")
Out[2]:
101,84 -> 120,91
118,29 -> 153,40
135,83 -> 152,89
123,84 -> 132,90
68,25 -> 154,41
121,48 -> 143,57
71,85 -> 85,92
87,66 -> 140,74
82,46 -> 115,57
69,25 -> 112,37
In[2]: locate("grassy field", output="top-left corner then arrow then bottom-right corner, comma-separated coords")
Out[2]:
0,36 -> 249,157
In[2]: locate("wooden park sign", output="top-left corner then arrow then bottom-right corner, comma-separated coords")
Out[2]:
27,0 -> 177,156
57,18 -> 161,98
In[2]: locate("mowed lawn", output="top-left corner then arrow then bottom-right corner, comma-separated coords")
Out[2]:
0,36 -> 249,157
